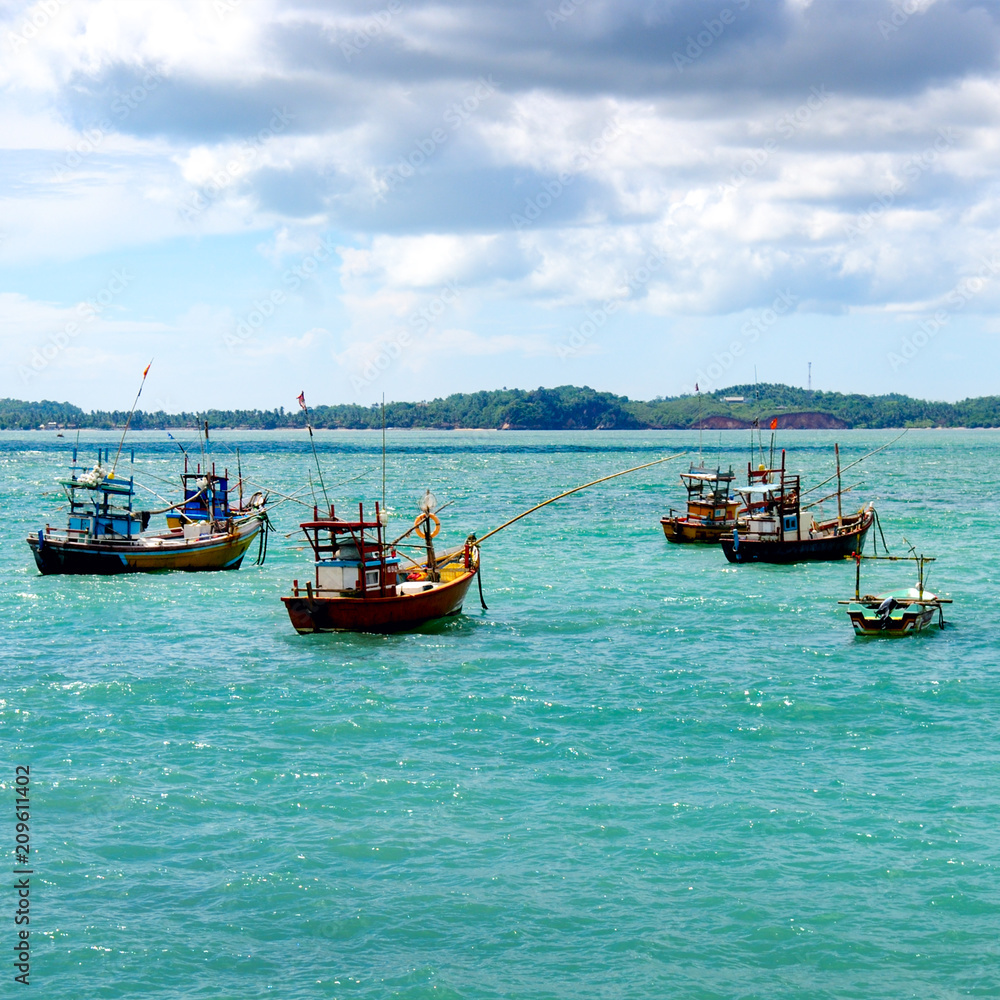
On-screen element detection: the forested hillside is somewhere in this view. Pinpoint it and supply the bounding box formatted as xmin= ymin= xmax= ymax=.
xmin=4 ymin=385 xmax=1000 ymax=430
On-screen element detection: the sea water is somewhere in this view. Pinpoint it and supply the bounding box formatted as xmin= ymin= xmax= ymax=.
xmin=1 ymin=429 xmax=997 ymax=1000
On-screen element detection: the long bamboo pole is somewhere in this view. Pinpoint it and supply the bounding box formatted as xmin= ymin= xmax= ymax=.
xmin=801 ymin=482 xmax=860 ymax=511
xmin=474 ymin=453 xmax=686 ymax=545
xmin=800 ymin=429 xmax=908 ymax=498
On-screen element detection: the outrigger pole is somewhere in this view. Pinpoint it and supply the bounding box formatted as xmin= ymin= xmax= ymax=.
xmin=110 ymin=360 xmax=152 ymax=476
xmin=475 ymin=453 xmax=687 ymax=545
xmin=801 ymin=429 xmax=909 ymax=498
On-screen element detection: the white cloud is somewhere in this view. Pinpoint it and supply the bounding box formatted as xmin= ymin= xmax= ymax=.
xmin=3 ymin=0 xmax=1000 ymax=404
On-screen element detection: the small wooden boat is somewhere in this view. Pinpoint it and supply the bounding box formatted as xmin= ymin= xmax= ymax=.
xmin=720 ymin=449 xmax=874 ymax=564
xmin=660 ymin=465 xmax=741 ymax=543
xmin=840 ymin=550 xmax=951 ymax=636
xmin=281 ymin=500 xmax=479 ymax=634
xmin=27 ymin=447 xmax=266 ymax=575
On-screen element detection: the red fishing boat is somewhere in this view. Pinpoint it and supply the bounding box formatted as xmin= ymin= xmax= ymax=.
xmin=280 ymin=449 xmax=687 ymax=633
xmin=281 ymin=500 xmax=479 ymax=633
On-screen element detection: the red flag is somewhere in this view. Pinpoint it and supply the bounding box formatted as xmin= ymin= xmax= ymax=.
xmin=297 ymin=392 xmax=307 ymax=411
xmin=695 ymin=383 xmax=700 ymax=393
xmin=770 ymin=418 xmax=778 ymax=430
xmin=142 ymin=362 xmax=151 ymax=377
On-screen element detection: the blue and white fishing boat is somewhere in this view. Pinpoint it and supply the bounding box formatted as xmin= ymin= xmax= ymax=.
xmin=27 ymin=446 xmax=267 ymax=575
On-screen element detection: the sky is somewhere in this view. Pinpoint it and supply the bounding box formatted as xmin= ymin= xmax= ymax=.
xmin=2 ymin=0 xmax=1000 ymax=411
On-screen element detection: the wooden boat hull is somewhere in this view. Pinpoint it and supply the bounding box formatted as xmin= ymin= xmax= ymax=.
xmin=661 ymin=517 xmax=735 ymax=544
xmin=847 ymin=603 xmax=938 ymax=636
xmin=26 ymin=520 xmax=262 ymax=575
xmin=282 ymin=569 xmax=477 ymax=634
xmin=721 ymin=511 xmax=873 ymax=564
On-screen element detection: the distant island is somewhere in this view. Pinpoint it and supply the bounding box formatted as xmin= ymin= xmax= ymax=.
xmin=4 ymin=384 xmax=1000 ymax=431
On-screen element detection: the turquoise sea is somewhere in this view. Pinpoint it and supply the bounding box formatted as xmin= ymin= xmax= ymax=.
xmin=3 ymin=429 xmax=998 ymax=1000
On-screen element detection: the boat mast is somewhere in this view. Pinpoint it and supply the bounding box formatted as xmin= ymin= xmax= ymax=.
xmin=420 ymin=492 xmax=438 ymax=582
xmin=779 ymin=449 xmax=786 ymax=542
xmin=110 ymin=360 xmax=152 ymax=476
xmin=375 ymin=501 xmax=387 ymax=597
xmin=835 ymin=443 xmax=843 ymax=529
xmin=298 ymin=392 xmax=330 ymax=508
xmin=696 ymin=386 xmax=703 ymax=466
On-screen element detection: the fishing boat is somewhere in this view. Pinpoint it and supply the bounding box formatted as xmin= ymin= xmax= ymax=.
xmin=281 ymin=499 xmax=479 ymax=633
xmin=660 ymin=465 xmax=741 ymax=543
xmin=164 ymin=453 xmax=268 ymax=528
xmin=720 ymin=449 xmax=874 ymax=564
xmin=27 ymin=447 xmax=267 ymax=575
xmin=840 ymin=549 xmax=951 ymax=636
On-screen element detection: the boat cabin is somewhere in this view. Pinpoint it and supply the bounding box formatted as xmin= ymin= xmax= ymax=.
xmin=734 ymin=454 xmax=815 ymax=543
xmin=58 ymin=447 xmax=144 ymax=540
xmin=295 ymin=502 xmax=401 ymax=597
xmin=677 ymin=465 xmax=739 ymax=526
xmin=165 ymin=455 xmax=234 ymax=529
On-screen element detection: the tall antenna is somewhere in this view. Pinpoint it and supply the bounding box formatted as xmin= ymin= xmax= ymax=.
xmin=696 ymin=384 xmax=703 ymax=466
xmin=808 ymin=361 xmax=812 ymax=392
xmin=381 ymin=393 xmax=386 ymax=512
xmin=297 ymin=391 xmax=330 ymax=508
xmin=111 ymin=360 xmax=152 ymax=476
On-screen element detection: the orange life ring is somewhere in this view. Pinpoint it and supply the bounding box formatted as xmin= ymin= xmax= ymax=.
xmin=414 ymin=512 xmax=440 ymax=538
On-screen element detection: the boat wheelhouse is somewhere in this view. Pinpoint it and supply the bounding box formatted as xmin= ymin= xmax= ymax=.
xmin=165 ymin=455 xmax=242 ymax=528
xmin=281 ymin=501 xmax=479 ymax=633
xmin=720 ymin=450 xmax=874 ymax=564
xmin=660 ymin=465 xmax=741 ymax=543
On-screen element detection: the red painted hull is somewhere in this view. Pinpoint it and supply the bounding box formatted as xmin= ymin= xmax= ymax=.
xmin=281 ymin=569 xmax=477 ymax=633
